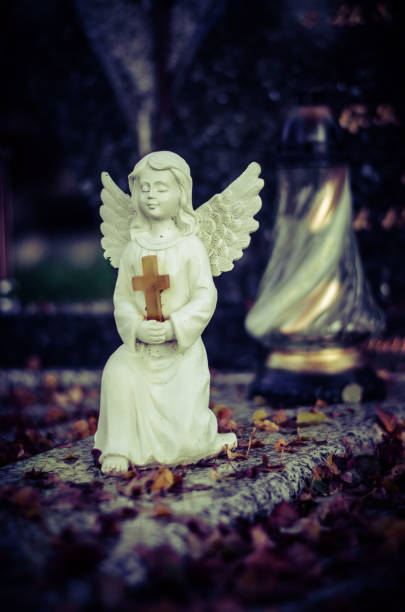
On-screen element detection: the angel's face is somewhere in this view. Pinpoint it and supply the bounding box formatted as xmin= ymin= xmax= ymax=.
xmin=136 ymin=167 xmax=180 ymax=222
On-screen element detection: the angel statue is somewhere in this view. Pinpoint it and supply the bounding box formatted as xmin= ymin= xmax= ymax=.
xmin=94 ymin=151 xmax=263 ymax=473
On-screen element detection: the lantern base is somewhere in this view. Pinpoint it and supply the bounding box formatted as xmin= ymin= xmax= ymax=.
xmin=249 ymin=355 xmax=386 ymax=406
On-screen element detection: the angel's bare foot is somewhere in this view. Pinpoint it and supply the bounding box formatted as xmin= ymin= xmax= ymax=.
xmin=219 ymin=432 xmax=237 ymax=451
xmin=101 ymin=454 xmax=129 ymax=474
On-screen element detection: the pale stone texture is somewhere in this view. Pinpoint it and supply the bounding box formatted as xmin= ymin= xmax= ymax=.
xmin=1 ymin=370 xmax=405 ymax=586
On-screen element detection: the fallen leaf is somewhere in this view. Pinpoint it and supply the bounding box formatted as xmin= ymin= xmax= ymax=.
xmin=272 ymin=409 xmax=288 ymax=425
xmin=253 ymin=409 xmax=279 ymax=431
xmin=151 ymin=466 xmax=174 ymax=492
xmin=297 ymin=411 xmax=328 ymax=425
xmin=377 ymin=407 xmax=398 ymax=433
xmin=213 ymin=404 xmax=237 ymax=432
xmin=326 ymin=454 xmax=340 ymax=475
xmin=274 ymin=438 xmax=289 ymax=452
xmin=257 ymin=419 xmax=279 ymax=432
xmin=152 ymin=504 xmax=173 ymax=518
xmin=225 ymin=445 xmax=248 ymax=461
xmin=64 ymin=453 xmax=78 ymax=463
xmin=253 ymin=409 xmax=268 ymax=422
xmin=71 ymin=419 xmax=90 ymax=439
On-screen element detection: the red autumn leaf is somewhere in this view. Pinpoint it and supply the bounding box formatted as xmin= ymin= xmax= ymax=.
xmin=377 ymin=407 xmax=398 ymax=433
xmin=71 ymin=419 xmax=90 ymax=439
xmin=213 ymin=404 xmax=237 ymax=432
xmin=45 ymin=405 xmax=69 ymax=424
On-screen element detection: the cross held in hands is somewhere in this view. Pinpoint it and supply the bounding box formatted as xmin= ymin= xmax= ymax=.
xmin=132 ymin=255 xmax=170 ymax=322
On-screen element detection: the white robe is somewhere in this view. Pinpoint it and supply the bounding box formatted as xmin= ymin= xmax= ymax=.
xmin=94 ymin=232 xmax=237 ymax=466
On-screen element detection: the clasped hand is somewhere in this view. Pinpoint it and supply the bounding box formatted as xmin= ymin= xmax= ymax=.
xmin=136 ymin=319 xmax=175 ymax=344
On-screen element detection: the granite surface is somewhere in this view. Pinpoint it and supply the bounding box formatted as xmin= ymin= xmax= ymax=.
xmin=1 ymin=370 xmax=405 ymax=586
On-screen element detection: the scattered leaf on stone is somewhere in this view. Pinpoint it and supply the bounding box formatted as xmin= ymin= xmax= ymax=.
xmin=274 ymin=437 xmax=307 ymax=453
xmin=297 ymin=410 xmax=328 ymax=424
xmin=71 ymin=419 xmax=91 ymax=439
xmin=225 ymin=444 xmax=249 ymax=461
xmin=272 ymin=409 xmax=288 ymax=425
xmin=274 ymin=438 xmax=289 ymax=452
xmin=253 ymin=409 xmax=279 ymax=431
xmin=63 ymin=453 xmax=78 ymax=463
xmin=213 ymin=404 xmax=237 ymax=432
xmin=152 ymin=504 xmax=173 ymax=518
xmin=150 ymin=466 xmax=175 ymax=492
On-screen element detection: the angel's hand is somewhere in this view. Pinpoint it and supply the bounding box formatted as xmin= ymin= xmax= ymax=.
xmin=136 ymin=320 xmax=167 ymax=344
xmin=163 ymin=319 xmax=175 ymax=342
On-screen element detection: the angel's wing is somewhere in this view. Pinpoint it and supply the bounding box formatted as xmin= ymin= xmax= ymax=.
xmin=196 ymin=162 xmax=264 ymax=276
xmin=99 ymin=172 xmax=132 ymax=268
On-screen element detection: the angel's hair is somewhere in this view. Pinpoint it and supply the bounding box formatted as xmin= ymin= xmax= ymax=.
xmin=128 ymin=151 xmax=196 ymax=235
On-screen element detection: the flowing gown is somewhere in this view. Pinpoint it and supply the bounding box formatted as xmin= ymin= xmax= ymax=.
xmin=94 ymin=232 xmax=237 ymax=466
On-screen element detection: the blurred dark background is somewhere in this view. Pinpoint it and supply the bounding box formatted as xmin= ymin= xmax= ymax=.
xmin=1 ymin=0 xmax=405 ymax=367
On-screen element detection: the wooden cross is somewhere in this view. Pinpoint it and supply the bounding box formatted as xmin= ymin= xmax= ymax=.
xmin=132 ymin=255 xmax=170 ymax=322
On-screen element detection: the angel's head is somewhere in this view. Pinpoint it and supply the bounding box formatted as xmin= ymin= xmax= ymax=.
xmin=128 ymin=151 xmax=196 ymax=234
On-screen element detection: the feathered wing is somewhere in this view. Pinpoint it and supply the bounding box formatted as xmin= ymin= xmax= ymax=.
xmin=196 ymin=162 xmax=264 ymax=276
xmin=99 ymin=172 xmax=132 ymax=268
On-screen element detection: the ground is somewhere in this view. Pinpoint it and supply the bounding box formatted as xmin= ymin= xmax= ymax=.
xmin=1 ymin=368 xmax=405 ymax=610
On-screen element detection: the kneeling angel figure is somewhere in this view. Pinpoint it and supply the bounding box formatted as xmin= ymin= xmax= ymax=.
xmin=94 ymin=151 xmax=263 ymax=473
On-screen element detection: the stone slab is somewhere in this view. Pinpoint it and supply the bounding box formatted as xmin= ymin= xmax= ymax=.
xmin=1 ymin=370 xmax=405 ymax=586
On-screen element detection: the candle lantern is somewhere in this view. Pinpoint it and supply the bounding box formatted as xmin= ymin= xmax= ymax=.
xmin=245 ymin=98 xmax=385 ymax=404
